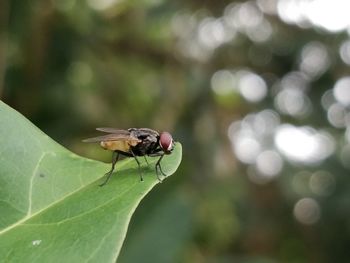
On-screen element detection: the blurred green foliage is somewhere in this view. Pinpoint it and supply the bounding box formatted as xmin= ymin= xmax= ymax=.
xmin=2 ymin=0 xmax=350 ymax=262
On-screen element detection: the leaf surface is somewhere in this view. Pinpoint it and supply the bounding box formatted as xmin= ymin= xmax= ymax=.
xmin=0 ymin=101 xmax=182 ymax=262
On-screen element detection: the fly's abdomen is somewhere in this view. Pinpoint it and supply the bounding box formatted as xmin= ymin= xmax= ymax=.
xmin=101 ymin=141 xmax=131 ymax=152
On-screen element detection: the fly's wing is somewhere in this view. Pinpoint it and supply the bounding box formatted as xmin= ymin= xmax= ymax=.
xmin=96 ymin=128 xmax=130 ymax=134
xmin=82 ymin=132 xmax=140 ymax=144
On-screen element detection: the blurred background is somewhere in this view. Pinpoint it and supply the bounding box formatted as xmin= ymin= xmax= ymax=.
xmin=2 ymin=0 xmax=350 ymax=262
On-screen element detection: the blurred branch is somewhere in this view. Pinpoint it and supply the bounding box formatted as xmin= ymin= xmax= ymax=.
xmin=0 ymin=0 xmax=9 ymax=98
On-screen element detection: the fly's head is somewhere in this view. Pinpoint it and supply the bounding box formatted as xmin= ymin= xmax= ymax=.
xmin=159 ymin=132 xmax=175 ymax=154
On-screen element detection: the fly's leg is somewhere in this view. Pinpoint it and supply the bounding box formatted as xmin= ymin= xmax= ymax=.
xmin=155 ymin=154 xmax=166 ymax=182
xmin=100 ymin=151 xmax=119 ymax=187
xmin=131 ymin=151 xmax=143 ymax=181
xmin=144 ymin=156 xmax=149 ymax=166
xmin=147 ymin=152 xmax=166 ymax=182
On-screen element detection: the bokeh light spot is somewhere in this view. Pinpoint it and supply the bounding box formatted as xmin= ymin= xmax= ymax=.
xmin=321 ymin=89 xmax=336 ymax=110
xmin=339 ymin=40 xmax=350 ymax=65
xmin=327 ymin=103 xmax=347 ymax=128
xmin=256 ymin=150 xmax=283 ymax=177
xmin=275 ymin=88 xmax=311 ymax=117
xmin=299 ymin=42 xmax=330 ymax=79
xmin=233 ymin=136 xmax=261 ymax=164
xmin=294 ymin=198 xmax=321 ymax=225
xmin=198 ymin=18 xmax=234 ymax=50
xmin=309 ymin=171 xmax=335 ymax=196
xmin=333 ymin=77 xmax=350 ymax=106
xmin=211 ymin=70 xmax=236 ymax=95
xmin=238 ymin=71 xmax=267 ymax=103
xmin=275 ymin=125 xmax=335 ymax=164
xmin=278 ymin=0 xmax=350 ymax=32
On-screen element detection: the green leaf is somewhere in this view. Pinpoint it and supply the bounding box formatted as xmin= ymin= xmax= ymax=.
xmin=0 ymin=101 xmax=182 ymax=262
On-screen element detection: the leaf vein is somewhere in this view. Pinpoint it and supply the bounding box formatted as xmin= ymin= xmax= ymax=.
xmin=27 ymin=151 xmax=50 ymax=216
xmin=23 ymin=180 xmax=137 ymax=227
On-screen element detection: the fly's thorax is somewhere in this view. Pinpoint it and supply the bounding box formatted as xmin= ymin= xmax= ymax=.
xmin=130 ymin=128 xmax=159 ymax=142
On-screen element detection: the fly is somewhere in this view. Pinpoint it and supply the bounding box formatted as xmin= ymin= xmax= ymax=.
xmin=83 ymin=128 xmax=175 ymax=186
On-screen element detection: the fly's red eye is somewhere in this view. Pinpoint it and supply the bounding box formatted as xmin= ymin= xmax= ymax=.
xmin=159 ymin=132 xmax=173 ymax=152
